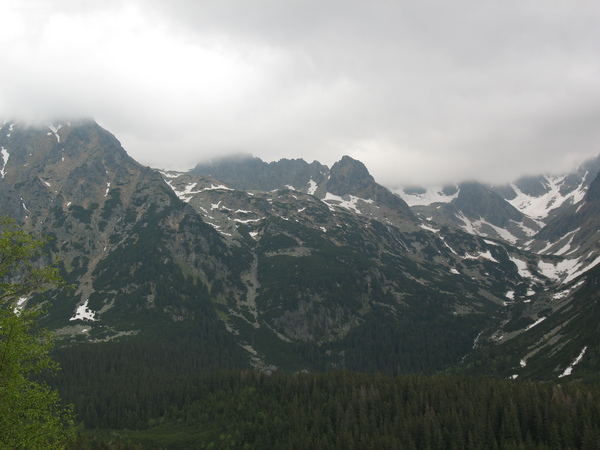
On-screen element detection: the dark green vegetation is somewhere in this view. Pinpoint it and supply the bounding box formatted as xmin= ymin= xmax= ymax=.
xmin=58 ymin=370 xmax=600 ymax=449
xmin=0 ymin=217 xmax=74 ymax=448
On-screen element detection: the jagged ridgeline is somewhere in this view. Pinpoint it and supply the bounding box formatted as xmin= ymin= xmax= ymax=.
xmin=1 ymin=119 xmax=600 ymax=383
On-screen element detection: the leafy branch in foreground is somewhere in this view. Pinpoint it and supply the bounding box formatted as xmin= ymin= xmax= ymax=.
xmin=0 ymin=217 xmax=74 ymax=448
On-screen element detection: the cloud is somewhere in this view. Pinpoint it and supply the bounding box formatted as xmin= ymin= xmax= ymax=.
xmin=2 ymin=0 xmax=600 ymax=185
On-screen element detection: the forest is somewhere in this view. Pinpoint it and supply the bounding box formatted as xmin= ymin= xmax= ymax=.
xmin=48 ymin=349 xmax=600 ymax=449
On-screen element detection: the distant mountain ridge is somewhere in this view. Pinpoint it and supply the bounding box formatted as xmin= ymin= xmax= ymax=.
xmin=493 ymin=154 xmax=600 ymax=222
xmin=192 ymin=153 xmax=417 ymax=228
xmin=1 ymin=119 xmax=600 ymax=381
xmin=187 ymin=148 xmax=600 ymax=380
xmin=191 ymin=154 xmax=329 ymax=193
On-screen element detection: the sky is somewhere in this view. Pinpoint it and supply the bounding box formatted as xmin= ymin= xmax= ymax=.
xmin=2 ymin=0 xmax=600 ymax=187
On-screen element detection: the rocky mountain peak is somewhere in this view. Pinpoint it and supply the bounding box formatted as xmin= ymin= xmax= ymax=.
xmin=326 ymin=156 xmax=374 ymax=196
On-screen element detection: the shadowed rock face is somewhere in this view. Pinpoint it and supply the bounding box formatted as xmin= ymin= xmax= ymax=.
xmin=453 ymin=182 xmax=523 ymax=227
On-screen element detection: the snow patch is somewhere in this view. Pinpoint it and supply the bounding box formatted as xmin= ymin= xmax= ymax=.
xmin=48 ymin=124 xmax=62 ymax=143
xmin=323 ymin=193 xmax=372 ymax=214
xmin=463 ymin=250 xmax=498 ymax=262
xmin=307 ymin=179 xmax=318 ymax=195
xmin=510 ymin=256 xmax=533 ymax=279
xmin=559 ymin=346 xmax=587 ymax=378
xmin=525 ymin=316 xmax=546 ymax=331
xmin=160 ymin=171 xmax=182 ymax=179
xmin=14 ymin=297 xmax=28 ymax=315
xmin=551 ymin=280 xmax=584 ymax=300
xmin=538 ymin=259 xmax=580 ymax=281
xmin=457 ymin=214 xmax=518 ymax=244
xmin=419 ymin=223 xmax=439 ymax=233
xmin=204 ymin=183 xmax=233 ymax=191
xmin=537 ymin=253 xmax=600 ymax=284
xmin=554 ymin=233 xmax=578 ymax=256
xmin=70 ymin=299 xmax=97 ymax=322
xmin=234 ymin=218 xmax=263 ymax=224
xmin=479 ymin=250 xmax=499 ymax=262
xmin=563 ymin=254 xmax=600 ymax=284
xmin=0 ymin=147 xmax=9 ymax=178
xmin=507 ymin=176 xmax=587 ymax=221
xmin=439 ymin=237 xmax=458 ymax=255
xmin=516 ymin=221 xmax=539 ymax=237
xmin=165 ymin=181 xmax=203 ymax=202
xmin=160 ymin=172 xmax=234 ymax=202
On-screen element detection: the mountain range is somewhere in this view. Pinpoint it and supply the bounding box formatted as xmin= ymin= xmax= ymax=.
xmin=1 ymin=119 xmax=599 ymax=381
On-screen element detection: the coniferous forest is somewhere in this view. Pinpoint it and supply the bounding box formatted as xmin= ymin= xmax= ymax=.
xmin=44 ymin=340 xmax=600 ymax=449
xmin=61 ymin=370 xmax=600 ymax=449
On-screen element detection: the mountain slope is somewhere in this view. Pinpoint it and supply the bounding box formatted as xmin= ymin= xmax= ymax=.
xmin=396 ymin=154 xmax=600 ymax=249
xmin=462 ymin=171 xmax=600 ymax=381
xmin=0 ymin=120 xmax=248 ymax=368
xmin=492 ymin=154 xmax=600 ymax=222
xmin=398 ymin=182 xmax=541 ymax=244
xmin=1 ymin=119 xmax=599 ymax=381
xmin=164 ymin=158 xmax=568 ymax=373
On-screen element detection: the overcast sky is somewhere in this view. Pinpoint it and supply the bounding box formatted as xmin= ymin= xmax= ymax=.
xmin=2 ymin=1 xmax=600 ymax=186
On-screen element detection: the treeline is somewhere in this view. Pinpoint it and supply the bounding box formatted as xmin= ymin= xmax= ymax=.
xmin=62 ymin=369 xmax=600 ymax=449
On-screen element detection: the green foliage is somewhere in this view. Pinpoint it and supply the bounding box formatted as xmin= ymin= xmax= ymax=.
xmin=0 ymin=217 xmax=62 ymax=302
xmin=0 ymin=217 xmax=74 ymax=448
xmin=0 ymin=309 xmax=74 ymax=448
